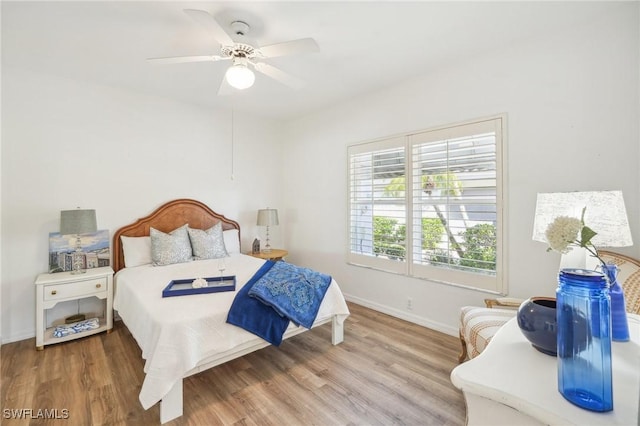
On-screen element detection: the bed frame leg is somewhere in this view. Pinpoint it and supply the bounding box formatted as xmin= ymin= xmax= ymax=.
xmin=331 ymin=315 xmax=344 ymax=345
xmin=160 ymin=380 xmax=183 ymax=424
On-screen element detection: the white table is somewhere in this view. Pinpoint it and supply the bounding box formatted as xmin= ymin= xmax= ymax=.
xmin=451 ymin=314 xmax=640 ymax=425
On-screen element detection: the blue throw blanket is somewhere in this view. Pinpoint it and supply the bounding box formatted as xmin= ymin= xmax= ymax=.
xmin=226 ymin=261 xmax=289 ymax=346
xmin=226 ymin=261 xmax=332 ymax=346
xmin=248 ymin=261 xmax=332 ymax=329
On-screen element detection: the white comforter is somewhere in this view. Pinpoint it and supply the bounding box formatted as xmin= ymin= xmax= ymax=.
xmin=113 ymin=253 xmax=350 ymax=409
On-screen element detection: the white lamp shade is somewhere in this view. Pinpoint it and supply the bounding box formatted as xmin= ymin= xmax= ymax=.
xmin=60 ymin=209 xmax=97 ymax=235
xmin=532 ymin=190 xmax=633 ymax=248
xmin=257 ymin=209 xmax=279 ymax=227
xmin=225 ymin=64 xmax=255 ymax=90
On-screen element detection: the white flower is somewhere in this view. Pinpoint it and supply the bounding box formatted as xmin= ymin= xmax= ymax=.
xmin=192 ymin=278 xmax=208 ymax=288
xmin=541 ymin=207 xmax=605 ymax=267
xmin=545 ymin=216 xmax=583 ymax=254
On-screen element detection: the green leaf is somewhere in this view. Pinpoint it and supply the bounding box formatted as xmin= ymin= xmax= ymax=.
xmin=580 ymin=226 xmax=597 ymax=247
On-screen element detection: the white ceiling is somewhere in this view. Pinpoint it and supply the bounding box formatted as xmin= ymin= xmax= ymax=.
xmin=2 ymin=1 xmax=616 ymax=121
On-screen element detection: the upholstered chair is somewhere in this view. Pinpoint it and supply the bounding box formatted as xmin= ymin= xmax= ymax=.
xmin=458 ymin=250 xmax=640 ymax=363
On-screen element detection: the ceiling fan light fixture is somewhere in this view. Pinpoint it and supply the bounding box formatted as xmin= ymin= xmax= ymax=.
xmin=225 ymin=63 xmax=255 ymax=90
xmin=151 ymin=10 xmax=319 ymax=93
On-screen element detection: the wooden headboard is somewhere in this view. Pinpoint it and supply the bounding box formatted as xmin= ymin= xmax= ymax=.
xmin=112 ymin=199 xmax=241 ymax=273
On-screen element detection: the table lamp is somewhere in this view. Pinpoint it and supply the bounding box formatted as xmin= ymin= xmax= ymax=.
xmin=60 ymin=208 xmax=97 ymax=274
xmin=532 ymin=191 xmax=632 ymax=268
xmin=532 ymin=190 xmax=633 ymax=340
xmin=257 ymin=208 xmax=278 ymax=253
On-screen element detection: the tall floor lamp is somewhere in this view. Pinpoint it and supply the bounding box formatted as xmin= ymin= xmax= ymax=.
xmin=60 ymin=208 xmax=97 ymax=274
xmin=257 ymin=208 xmax=279 ymax=253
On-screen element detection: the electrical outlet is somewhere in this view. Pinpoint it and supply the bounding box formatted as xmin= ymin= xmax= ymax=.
xmin=407 ymin=298 xmax=413 ymax=310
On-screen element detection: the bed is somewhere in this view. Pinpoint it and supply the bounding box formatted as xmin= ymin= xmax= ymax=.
xmin=112 ymin=199 xmax=350 ymax=423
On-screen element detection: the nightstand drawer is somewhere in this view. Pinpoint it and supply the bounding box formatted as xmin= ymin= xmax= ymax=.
xmin=44 ymin=277 xmax=107 ymax=301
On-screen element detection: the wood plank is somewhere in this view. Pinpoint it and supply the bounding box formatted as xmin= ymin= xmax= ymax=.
xmin=1 ymin=303 xmax=466 ymax=425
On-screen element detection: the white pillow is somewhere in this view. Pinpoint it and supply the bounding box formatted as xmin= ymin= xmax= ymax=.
xmin=223 ymin=229 xmax=240 ymax=254
xmin=187 ymin=222 xmax=228 ymax=260
xmin=120 ymin=236 xmax=152 ymax=268
xmin=150 ymin=224 xmax=193 ymax=266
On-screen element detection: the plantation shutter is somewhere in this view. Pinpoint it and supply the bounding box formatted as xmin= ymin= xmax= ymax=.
xmin=409 ymin=118 xmax=504 ymax=291
xmin=348 ymin=137 xmax=406 ymax=274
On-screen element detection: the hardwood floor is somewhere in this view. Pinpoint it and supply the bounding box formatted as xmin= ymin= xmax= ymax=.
xmin=1 ymin=303 xmax=466 ymax=425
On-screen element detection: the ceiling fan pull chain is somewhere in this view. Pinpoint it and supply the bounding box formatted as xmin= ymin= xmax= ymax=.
xmin=230 ymin=109 xmax=235 ymax=181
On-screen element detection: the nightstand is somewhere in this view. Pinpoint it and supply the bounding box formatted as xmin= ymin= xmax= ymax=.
xmin=248 ymin=249 xmax=288 ymax=261
xmin=35 ymin=266 xmax=114 ymax=350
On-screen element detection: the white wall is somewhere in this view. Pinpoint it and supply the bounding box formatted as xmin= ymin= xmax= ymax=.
xmin=1 ymin=69 xmax=284 ymax=343
xmin=2 ymin=3 xmax=638 ymax=344
xmin=282 ymin=4 xmax=640 ymax=336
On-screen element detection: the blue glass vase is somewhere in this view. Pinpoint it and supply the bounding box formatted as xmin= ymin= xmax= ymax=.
xmin=557 ymin=268 xmax=613 ymax=412
xmin=602 ymin=263 xmax=629 ymax=341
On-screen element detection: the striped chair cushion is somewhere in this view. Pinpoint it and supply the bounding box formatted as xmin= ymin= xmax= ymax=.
xmin=460 ymin=306 xmax=516 ymax=359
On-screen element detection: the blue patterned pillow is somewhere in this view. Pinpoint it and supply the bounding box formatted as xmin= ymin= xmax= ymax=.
xmin=188 ymin=222 xmax=228 ymax=260
xmin=150 ymin=224 xmax=192 ymax=266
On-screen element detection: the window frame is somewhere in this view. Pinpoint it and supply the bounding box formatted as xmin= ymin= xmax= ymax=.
xmin=346 ymin=115 xmax=507 ymax=294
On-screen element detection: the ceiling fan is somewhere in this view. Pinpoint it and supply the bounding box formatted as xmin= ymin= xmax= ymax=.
xmin=148 ymin=9 xmax=319 ymax=93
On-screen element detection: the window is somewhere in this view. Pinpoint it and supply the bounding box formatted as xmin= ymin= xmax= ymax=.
xmin=347 ymin=116 xmax=506 ymax=293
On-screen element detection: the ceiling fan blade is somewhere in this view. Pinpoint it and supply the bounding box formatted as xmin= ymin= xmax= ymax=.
xmin=183 ymin=9 xmax=234 ymax=46
xmin=147 ymin=55 xmax=227 ymax=64
xmin=258 ymin=38 xmax=319 ymax=58
xmin=253 ymin=62 xmax=306 ymax=89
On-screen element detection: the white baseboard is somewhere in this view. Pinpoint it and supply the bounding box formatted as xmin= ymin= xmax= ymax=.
xmin=344 ymin=293 xmax=458 ymax=337
xmin=2 ymin=330 xmax=35 ymax=345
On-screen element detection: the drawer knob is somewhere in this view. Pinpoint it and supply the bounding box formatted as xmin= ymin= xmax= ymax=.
xmin=96 ymin=283 xmax=102 ymax=289
xmin=51 ymin=290 xmax=57 ymax=295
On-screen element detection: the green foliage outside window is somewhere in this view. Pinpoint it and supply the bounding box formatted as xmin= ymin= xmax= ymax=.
xmin=373 ymin=217 xmax=406 ymax=260
xmin=459 ymin=223 xmax=497 ymax=270
xmin=422 ymin=218 xmax=444 ymax=250
xmin=373 ymin=217 xmax=447 ymax=261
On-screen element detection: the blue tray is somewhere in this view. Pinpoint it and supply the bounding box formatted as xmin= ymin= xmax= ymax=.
xmin=162 ymin=276 xmax=236 ymax=297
